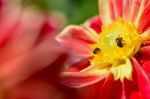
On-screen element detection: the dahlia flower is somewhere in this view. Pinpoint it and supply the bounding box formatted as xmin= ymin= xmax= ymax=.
xmin=56 ymin=0 xmax=150 ymax=99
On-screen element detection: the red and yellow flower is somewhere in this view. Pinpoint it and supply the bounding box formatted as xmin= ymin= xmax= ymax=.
xmin=56 ymin=0 xmax=150 ymax=99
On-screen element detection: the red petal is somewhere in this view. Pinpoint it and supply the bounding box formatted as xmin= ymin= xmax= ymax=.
xmin=77 ymin=79 xmax=105 ymax=99
xmin=138 ymin=4 xmax=150 ymax=33
xmin=142 ymin=40 xmax=150 ymax=47
xmin=6 ymin=60 xmax=80 ymax=99
xmin=140 ymin=46 xmax=150 ymax=58
xmin=97 ymin=75 xmax=122 ymax=99
xmin=142 ymin=61 xmax=150 ymax=77
xmin=123 ymin=76 xmax=140 ymax=99
xmin=130 ymin=92 xmax=143 ymax=99
xmin=59 ymin=60 xmax=107 ymax=88
xmin=60 ymin=75 xmax=105 ymax=88
xmin=66 ymin=58 xmax=91 ymax=72
xmin=85 ymin=16 xmax=102 ymax=33
xmin=135 ymin=46 xmax=150 ymax=76
xmin=131 ymin=58 xmax=150 ymax=99
xmin=78 ymin=74 xmax=122 ymax=99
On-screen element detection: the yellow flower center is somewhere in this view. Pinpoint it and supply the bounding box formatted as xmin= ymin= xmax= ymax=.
xmin=90 ymin=18 xmax=141 ymax=81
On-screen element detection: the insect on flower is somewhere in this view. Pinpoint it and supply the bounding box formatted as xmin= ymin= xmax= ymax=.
xmin=56 ymin=0 xmax=150 ymax=99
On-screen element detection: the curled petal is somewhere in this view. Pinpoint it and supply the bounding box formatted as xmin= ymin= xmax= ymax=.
xmin=84 ymin=16 xmax=102 ymax=33
xmin=140 ymin=46 xmax=150 ymax=58
xmin=131 ymin=58 xmax=150 ymax=99
xmin=60 ymin=62 xmax=108 ymax=88
xmin=60 ymin=75 xmax=106 ymax=88
xmin=140 ymin=29 xmax=150 ymax=42
xmin=56 ymin=25 xmax=99 ymax=56
xmin=65 ymin=58 xmax=91 ymax=72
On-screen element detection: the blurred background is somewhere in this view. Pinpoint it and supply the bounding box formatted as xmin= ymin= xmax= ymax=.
xmin=23 ymin=0 xmax=98 ymax=24
xmin=0 ymin=0 xmax=99 ymax=99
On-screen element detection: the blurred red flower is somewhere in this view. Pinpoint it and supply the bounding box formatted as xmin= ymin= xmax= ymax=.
xmin=0 ymin=1 xmax=77 ymax=99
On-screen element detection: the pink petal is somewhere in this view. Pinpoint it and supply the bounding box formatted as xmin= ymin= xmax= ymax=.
xmin=122 ymin=0 xmax=150 ymax=25
xmin=122 ymin=0 xmax=140 ymax=22
xmin=84 ymin=16 xmax=102 ymax=33
xmin=138 ymin=4 xmax=150 ymax=33
xmin=110 ymin=0 xmax=123 ymax=19
xmin=98 ymin=0 xmax=125 ymax=24
xmin=0 ymin=8 xmax=45 ymax=62
xmin=0 ymin=4 xmax=22 ymax=47
xmin=0 ymin=2 xmax=66 ymax=87
xmin=98 ymin=0 xmax=114 ymax=24
xmin=0 ymin=35 xmax=64 ymax=87
xmin=131 ymin=58 xmax=150 ymax=99
xmin=98 ymin=0 xmax=150 ymax=25
xmin=56 ymin=25 xmax=98 ymax=57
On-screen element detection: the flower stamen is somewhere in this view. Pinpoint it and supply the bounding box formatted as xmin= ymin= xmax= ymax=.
xmin=90 ymin=18 xmax=141 ymax=81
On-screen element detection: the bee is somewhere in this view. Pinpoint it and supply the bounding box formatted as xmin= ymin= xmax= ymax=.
xmin=116 ymin=36 xmax=123 ymax=47
xmin=93 ymin=48 xmax=101 ymax=54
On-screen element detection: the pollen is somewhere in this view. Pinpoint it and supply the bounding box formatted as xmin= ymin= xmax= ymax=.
xmin=90 ymin=18 xmax=141 ymax=81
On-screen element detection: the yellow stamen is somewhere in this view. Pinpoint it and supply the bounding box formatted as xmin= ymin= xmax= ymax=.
xmin=90 ymin=18 xmax=141 ymax=80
